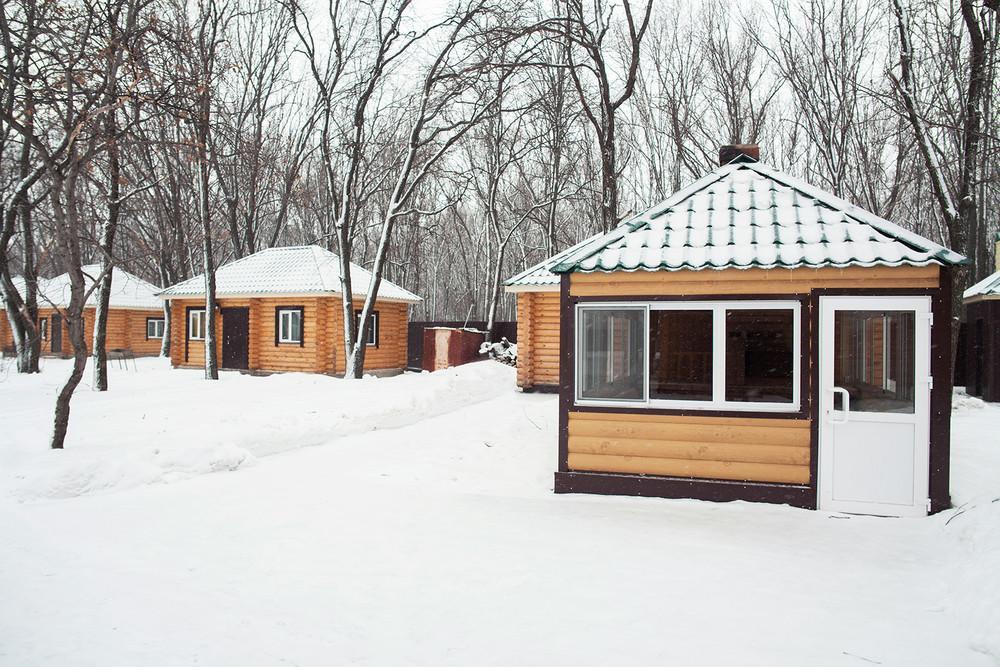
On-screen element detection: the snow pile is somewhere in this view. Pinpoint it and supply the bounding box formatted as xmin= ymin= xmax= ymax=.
xmin=952 ymin=387 xmax=986 ymax=411
xmin=0 ymin=358 xmax=514 ymax=500
xmin=480 ymin=337 xmax=517 ymax=365
xmin=945 ymin=498 xmax=1000 ymax=661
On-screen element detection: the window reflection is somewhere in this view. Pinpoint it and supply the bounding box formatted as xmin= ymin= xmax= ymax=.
xmin=834 ymin=311 xmax=915 ymax=413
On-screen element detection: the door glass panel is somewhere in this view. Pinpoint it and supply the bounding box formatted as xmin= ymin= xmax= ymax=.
xmin=649 ymin=310 xmax=713 ymax=400
xmin=579 ymin=308 xmax=645 ymax=401
xmin=834 ymin=311 xmax=915 ymax=414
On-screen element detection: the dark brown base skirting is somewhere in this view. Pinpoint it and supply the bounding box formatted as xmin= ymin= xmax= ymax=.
xmin=520 ymin=384 xmax=559 ymax=394
xmin=554 ymin=471 xmax=817 ymax=509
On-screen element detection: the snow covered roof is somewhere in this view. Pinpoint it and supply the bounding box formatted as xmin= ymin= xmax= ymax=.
xmin=963 ymin=271 xmax=1000 ymax=302
xmin=159 ymin=245 xmax=422 ymax=304
xmin=549 ymin=161 xmax=965 ymax=275
xmin=37 ymin=265 xmax=163 ymax=310
xmin=504 ymin=235 xmax=602 ymax=292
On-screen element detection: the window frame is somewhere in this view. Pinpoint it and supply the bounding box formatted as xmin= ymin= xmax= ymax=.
xmin=276 ymin=307 xmax=303 ymax=344
xmin=39 ymin=317 xmax=49 ymax=341
xmin=188 ymin=309 xmax=206 ymax=341
xmin=355 ymin=310 xmax=379 ymax=347
xmin=574 ymin=300 xmax=801 ymax=413
xmin=146 ymin=317 xmax=165 ymax=340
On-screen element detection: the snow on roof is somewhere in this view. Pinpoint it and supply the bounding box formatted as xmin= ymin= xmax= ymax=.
xmin=504 ymin=235 xmax=602 ymax=291
xmin=159 ymin=245 xmax=422 ymax=303
xmin=548 ymin=161 xmax=965 ymax=275
xmin=38 ymin=265 xmax=163 ymax=310
xmin=963 ymin=271 xmax=1000 ymax=301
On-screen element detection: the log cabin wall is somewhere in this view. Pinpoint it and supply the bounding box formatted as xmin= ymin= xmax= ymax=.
xmin=10 ymin=307 xmax=164 ymax=357
xmin=515 ymin=291 xmax=560 ymax=391
xmin=169 ymin=296 xmax=409 ymax=374
xmin=562 ymin=264 xmax=942 ymax=492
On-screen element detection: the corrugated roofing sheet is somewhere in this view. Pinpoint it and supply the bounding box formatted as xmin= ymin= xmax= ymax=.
xmin=504 ymin=235 xmax=602 ymax=289
xmin=550 ymin=161 xmax=964 ymax=275
xmin=964 ymin=271 xmax=1000 ymax=300
xmin=159 ymin=245 xmax=422 ymax=303
xmin=13 ymin=265 xmax=162 ymax=310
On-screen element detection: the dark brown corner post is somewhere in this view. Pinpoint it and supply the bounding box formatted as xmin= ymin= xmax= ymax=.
xmin=806 ymin=291 xmax=820 ymax=508
xmin=929 ymin=266 xmax=953 ymax=513
xmin=556 ymin=273 xmax=573 ymax=478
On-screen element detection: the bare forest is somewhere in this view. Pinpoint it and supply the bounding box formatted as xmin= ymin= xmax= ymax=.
xmin=1 ymin=0 xmax=998 ymax=444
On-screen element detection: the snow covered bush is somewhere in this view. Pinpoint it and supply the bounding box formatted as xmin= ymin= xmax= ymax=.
xmin=480 ymin=337 xmax=517 ymax=366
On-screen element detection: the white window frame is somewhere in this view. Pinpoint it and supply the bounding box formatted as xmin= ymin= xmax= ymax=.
xmin=40 ymin=317 xmax=49 ymax=341
xmin=356 ymin=310 xmax=378 ymax=347
xmin=575 ymin=300 xmax=801 ymax=413
xmin=277 ymin=308 xmax=302 ymax=344
xmin=147 ymin=318 xmax=165 ymax=340
xmin=188 ymin=309 xmax=206 ymax=341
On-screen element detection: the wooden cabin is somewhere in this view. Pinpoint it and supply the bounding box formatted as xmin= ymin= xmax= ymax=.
xmin=962 ymin=234 xmax=1000 ymax=402
xmin=158 ymin=245 xmax=420 ymax=375
xmin=0 ymin=266 xmax=164 ymax=357
xmin=518 ymin=145 xmax=964 ymax=518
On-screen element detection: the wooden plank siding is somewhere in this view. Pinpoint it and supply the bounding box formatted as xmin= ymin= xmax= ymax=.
xmin=561 ymin=263 xmax=943 ymax=488
xmin=569 ymin=264 xmax=940 ymax=297
xmin=169 ymin=296 xmax=409 ymax=375
xmin=567 ymin=412 xmax=811 ymax=485
xmin=515 ymin=291 xmax=560 ymax=389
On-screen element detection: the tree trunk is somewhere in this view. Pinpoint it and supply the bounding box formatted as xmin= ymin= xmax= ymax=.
xmin=50 ymin=305 xmax=89 ymax=449
xmin=197 ymin=149 xmax=219 ymax=380
xmin=160 ymin=302 xmax=171 ymax=357
xmin=92 ymin=111 xmax=121 ymax=391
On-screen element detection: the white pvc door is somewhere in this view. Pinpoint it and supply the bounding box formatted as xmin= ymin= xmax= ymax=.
xmin=818 ymin=296 xmax=931 ymax=517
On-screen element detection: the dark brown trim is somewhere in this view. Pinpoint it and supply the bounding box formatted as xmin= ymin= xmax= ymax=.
xmin=807 ymin=291 xmax=820 ymax=497
xmin=554 ymin=471 xmax=816 ymax=509
xmin=521 ymin=384 xmax=559 ymax=394
xmin=929 ymin=268 xmax=952 ymax=513
xmin=570 ymin=405 xmax=807 ymax=420
xmin=145 ymin=316 xmax=165 ymax=340
xmin=275 ymin=306 xmax=305 ymax=346
xmin=558 ymin=274 xmax=572 ymax=473
xmin=573 ymin=292 xmax=808 ymax=303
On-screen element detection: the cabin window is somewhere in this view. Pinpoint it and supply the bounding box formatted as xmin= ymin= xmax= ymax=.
xmin=355 ymin=310 xmax=379 ymax=346
xmin=277 ymin=308 xmax=303 ymax=343
xmin=188 ymin=309 xmax=206 ymax=341
xmin=39 ymin=317 xmax=49 ymax=341
xmin=146 ymin=318 xmax=165 ymax=340
xmin=576 ymin=301 xmax=800 ymax=412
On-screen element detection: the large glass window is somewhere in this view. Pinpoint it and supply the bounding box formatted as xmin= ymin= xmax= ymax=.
xmin=277 ymin=308 xmax=302 ymax=343
xmin=649 ymin=310 xmax=713 ymax=400
xmin=576 ymin=301 xmax=800 ymax=411
xmin=578 ymin=308 xmax=645 ymax=401
xmin=725 ymin=310 xmax=795 ymax=403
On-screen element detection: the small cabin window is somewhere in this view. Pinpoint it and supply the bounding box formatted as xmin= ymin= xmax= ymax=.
xmin=576 ymin=301 xmax=800 ymax=412
xmin=39 ymin=317 xmax=49 ymax=341
xmin=277 ymin=308 xmax=302 ymax=343
xmin=355 ymin=310 xmax=379 ymax=346
xmin=146 ymin=318 xmax=165 ymax=340
xmin=188 ymin=309 xmax=206 ymax=341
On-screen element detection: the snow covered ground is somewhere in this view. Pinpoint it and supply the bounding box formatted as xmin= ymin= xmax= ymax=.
xmin=0 ymin=357 xmax=997 ymax=665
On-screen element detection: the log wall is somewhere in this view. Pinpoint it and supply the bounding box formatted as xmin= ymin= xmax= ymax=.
xmin=169 ymin=296 xmax=408 ymax=374
xmin=5 ymin=307 xmax=164 ymax=357
xmin=567 ymin=411 xmax=811 ymax=484
xmin=516 ymin=291 xmax=560 ymax=389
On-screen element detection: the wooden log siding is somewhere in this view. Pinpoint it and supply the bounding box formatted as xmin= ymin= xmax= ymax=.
xmin=567 ymin=411 xmax=811 ymax=485
xmin=569 ymin=265 xmax=940 ymax=297
xmin=169 ymin=296 xmax=408 ymax=374
xmin=1 ymin=306 xmax=163 ymax=357
xmin=516 ymin=292 xmax=560 ymax=390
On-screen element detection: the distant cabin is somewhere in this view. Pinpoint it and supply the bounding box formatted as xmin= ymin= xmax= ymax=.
xmin=0 ymin=265 xmax=164 ymax=357
xmin=158 ymin=245 xmax=421 ymax=375
xmin=962 ymin=234 xmax=1000 ymax=402
xmin=506 ymin=145 xmax=965 ymax=518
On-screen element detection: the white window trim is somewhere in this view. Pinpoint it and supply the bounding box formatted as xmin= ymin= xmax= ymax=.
xmin=575 ymin=300 xmax=801 ymax=413
xmin=277 ymin=308 xmax=302 ymax=343
xmin=188 ymin=309 xmax=205 ymax=341
xmin=356 ymin=311 xmax=378 ymax=347
xmin=147 ymin=318 xmax=165 ymax=340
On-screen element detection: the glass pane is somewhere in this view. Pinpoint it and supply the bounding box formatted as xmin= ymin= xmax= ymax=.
xmin=649 ymin=310 xmax=713 ymax=401
xmin=292 ymin=313 xmax=301 ymax=341
xmin=726 ymin=310 xmax=794 ymax=403
xmin=579 ymin=309 xmax=645 ymax=401
xmin=834 ymin=311 xmax=915 ymax=414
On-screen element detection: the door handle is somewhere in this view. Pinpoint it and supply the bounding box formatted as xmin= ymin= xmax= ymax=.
xmin=830 ymin=387 xmax=850 ymax=424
